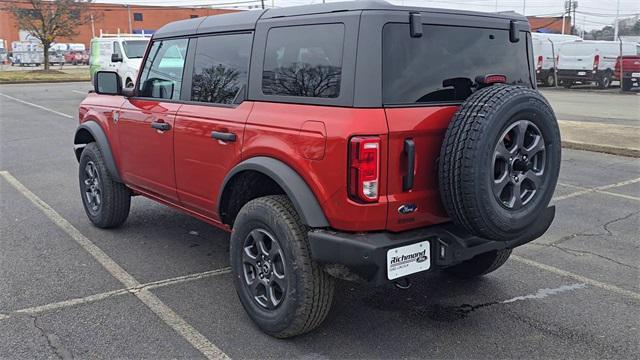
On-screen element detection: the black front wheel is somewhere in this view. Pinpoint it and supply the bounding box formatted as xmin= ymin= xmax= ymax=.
xmin=79 ymin=143 xmax=131 ymax=228
xmin=230 ymin=195 xmax=334 ymax=338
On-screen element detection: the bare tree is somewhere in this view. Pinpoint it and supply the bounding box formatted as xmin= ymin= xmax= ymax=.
xmin=8 ymin=0 xmax=93 ymax=70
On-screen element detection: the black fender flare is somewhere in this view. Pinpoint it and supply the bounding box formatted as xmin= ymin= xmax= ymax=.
xmin=218 ymin=157 xmax=329 ymax=228
xmin=74 ymin=121 xmax=122 ymax=183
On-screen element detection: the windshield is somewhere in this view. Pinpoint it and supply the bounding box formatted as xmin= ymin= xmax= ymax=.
xmin=122 ymin=40 xmax=148 ymax=59
xmin=383 ymin=24 xmax=532 ymax=105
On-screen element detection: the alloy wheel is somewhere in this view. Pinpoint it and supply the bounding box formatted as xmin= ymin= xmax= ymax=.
xmin=242 ymin=228 xmax=287 ymax=310
xmin=83 ymin=161 xmax=102 ymax=215
xmin=492 ymin=120 xmax=546 ymax=210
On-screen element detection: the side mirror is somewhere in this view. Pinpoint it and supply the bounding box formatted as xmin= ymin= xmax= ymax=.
xmin=94 ymin=71 xmax=122 ymax=95
xmin=111 ymin=53 xmax=123 ymax=62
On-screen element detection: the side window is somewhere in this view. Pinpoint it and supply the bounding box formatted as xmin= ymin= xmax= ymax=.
xmin=190 ymin=33 xmax=252 ymax=104
xmin=113 ymin=42 xmax=122 ymax=57
xmin=262 ymin=24 xmax=344 ymax=98
xmin=137 ymin=38 xmax=188 ymax=100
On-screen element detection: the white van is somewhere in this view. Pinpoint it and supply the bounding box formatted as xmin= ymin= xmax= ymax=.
xmin=90 ymin=33 xmax=150 ymax=87
xmin=532 ymin=33 xmax=580 ymax=86
xmin=557 ymin=40 xmax=640 ymax=88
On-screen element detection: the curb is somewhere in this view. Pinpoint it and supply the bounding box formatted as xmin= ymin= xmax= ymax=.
xmin=562 ymin=141 xmax=640 ymax=158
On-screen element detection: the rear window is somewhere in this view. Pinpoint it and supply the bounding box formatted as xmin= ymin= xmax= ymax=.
xmin=262 ymin=23 xmax=344 ymax=98
xmin=383 ymin=24 xmax=532 ymax=105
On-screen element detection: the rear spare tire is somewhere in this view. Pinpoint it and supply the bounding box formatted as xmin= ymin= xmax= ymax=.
xmin=438 ymin=85 xmax=561 ymax=241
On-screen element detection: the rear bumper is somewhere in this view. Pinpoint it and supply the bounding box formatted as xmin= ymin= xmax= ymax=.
xmin=309 ymin=206 xmax=555 ymax=286
xmin=557 ymin=69 xmax=599 ymax=82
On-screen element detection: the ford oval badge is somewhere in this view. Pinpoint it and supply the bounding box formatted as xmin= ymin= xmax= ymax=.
xmin=398 ymin=203 xmax=417 ymax=215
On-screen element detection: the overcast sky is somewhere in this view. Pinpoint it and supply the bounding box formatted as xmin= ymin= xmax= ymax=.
xmin=96 ymin=0 xmax=639 ymax=31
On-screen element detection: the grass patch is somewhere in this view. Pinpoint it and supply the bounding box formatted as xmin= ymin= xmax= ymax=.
xmin=0 ymin=68 xmax=90 ymax=83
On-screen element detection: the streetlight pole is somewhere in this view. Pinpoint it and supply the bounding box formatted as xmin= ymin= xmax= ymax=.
xmin=613 ymin=0 xmax=620 ymax=40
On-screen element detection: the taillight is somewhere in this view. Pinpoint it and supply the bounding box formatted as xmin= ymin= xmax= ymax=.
xmin=349 ymin=136 xmax=380 ymax=203
xmin=593 ymin=55 xmax=600 ymax=70
xmin=536 ymin=55 xmax=543 ymax=70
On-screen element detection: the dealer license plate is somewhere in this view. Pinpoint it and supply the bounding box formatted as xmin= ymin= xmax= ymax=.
xmin=577 ymin=71 xmax=586 ymax=76
xmin=632 ymin=72 xmax=640 ymax=77
xmin=387 ymin=241 xmax=430 ymax=280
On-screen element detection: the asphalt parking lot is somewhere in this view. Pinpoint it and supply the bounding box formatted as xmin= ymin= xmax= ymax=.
xmin=0 ymin=82 xmax=638 ymax=359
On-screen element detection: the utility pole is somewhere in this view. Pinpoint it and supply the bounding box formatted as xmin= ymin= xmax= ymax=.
xmin=91 ymin=14 xmax=95 ymax=38
xmin=261 ymin=0 xmax=265 ymax=9
xmin=572 ymin=1 xmax=577 ymax=35
xmin=613 ymin=0 xmax=621 ymax=40
xmin=127 ymin=5 xmax=132 ymax=34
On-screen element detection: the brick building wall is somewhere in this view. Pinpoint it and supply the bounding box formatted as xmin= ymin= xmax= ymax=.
xmin=528 ymin=16 xmax=573 ymax=34
xmin=0 ymin=1 xmax=238 ymax=47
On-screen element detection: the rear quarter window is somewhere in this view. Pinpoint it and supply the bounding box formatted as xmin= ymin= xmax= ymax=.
xmin=262 ymin=23 xmax=344 ymax=98
xmin=383 ymin=24 xmax=532 ymax=105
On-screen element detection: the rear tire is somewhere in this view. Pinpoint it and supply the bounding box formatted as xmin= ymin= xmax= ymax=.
xmin=79 ymin=143 xmax=131 ymax=228
xmin=621 ymin=80 xmax=633 ymax=92
xmin=545 ymin=72 xmax=556 ymax=87
xmin=230 ymin=195 xmax=334 ymax=338
xmin=438 ymin=85 xmax=561 ymax=241
xmin=597 ymin=73 xmax=611 ymax=89
xmin=444 ymin=249 xmax=512 ymax=278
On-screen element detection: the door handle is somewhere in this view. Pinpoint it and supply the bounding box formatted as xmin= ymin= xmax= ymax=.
xmin=151 ymin=121 xmax=171 ymax=131
xmin=403 ymin=138 xmax=415 ymax=191
xmin=211 ymin=131 xmax=236 ymax=142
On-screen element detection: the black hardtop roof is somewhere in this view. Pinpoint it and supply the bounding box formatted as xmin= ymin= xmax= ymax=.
xmin=153 ymin=0 xmax=527 ymax=39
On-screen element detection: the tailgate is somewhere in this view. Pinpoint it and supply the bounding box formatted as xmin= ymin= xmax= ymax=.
xmin=384 ymin=107 xmax=455 ymax=232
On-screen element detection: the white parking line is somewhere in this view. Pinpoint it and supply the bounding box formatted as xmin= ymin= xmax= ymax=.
xmin=72 ymin=90 xmax=87 ymax=95
xmin=0 ymin=92 xmax=73 ymax=119
xmin=553 ymin=177 xmax=640 ymax=202
xmin=0 ymin=267 xmax=230 ymax=320
xmin=512 ymin=255 xmax=640 ymax=302
xmin=0 ymin=171 xmax=229 ymax=360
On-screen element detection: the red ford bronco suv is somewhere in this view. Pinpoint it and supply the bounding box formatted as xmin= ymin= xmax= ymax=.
xmin=74 ymin=1 xmax=561 ymax=338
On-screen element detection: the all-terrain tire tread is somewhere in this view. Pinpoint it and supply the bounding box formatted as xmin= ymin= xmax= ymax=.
xmin=438 ymin=85 xmax=556 ymax=240
xmin=80 ymin=143 xmax=130 ymax=228
xmin=244 ymin=195 xmax=334 ymax=338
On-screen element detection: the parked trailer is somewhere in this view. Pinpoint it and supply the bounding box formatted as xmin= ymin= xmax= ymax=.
xmin=10 ymin=41 xmax=44 ymax=66
xmin=0 ymin=39 xmax=7 ymax=64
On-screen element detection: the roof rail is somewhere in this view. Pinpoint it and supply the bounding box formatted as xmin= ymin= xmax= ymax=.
xmin=98 ymin=29 xmax=152 ymax=38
